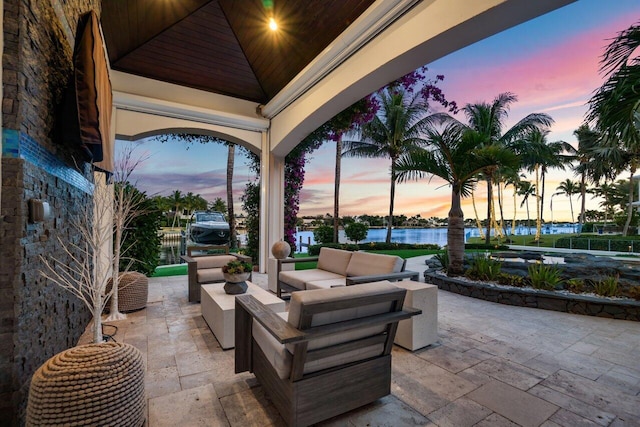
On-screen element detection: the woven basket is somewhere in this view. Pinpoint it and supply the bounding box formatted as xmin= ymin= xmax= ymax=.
xmin=106 ymin=272 xmax=148 ymax=312
xmin=26 ymin=342 xmax=145 ymax=426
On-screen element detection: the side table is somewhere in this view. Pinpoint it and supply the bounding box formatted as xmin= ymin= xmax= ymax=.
xmin=393 ymin=280 xmax=438 ymax=350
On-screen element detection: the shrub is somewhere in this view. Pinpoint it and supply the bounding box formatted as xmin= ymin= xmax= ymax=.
xmin=344 ymin=222 xmax=369 ymax=244
xmin=593 ymin=276 xmax=619 ymax=297
xmin=432 ymin=251 xmax=449 ymax=273
xmin=466 ymin=254 xmax=501 ymax=281
xmin=119 ymin=183 xmax=162 ymax=277
xmin=565 ymin=278 xmax=585 ymax=294
xmin=528 ymin=263 xmax=563 ymax=290
xmin=222 ymin=260 xmax=252 ymax=274
xmin=313 ymin=225 xmax=334 ymax=244
xmin=627 ymin=286 xmax=640 ymax=301
xmin=496 ymin=273 xmax=526 ymax=287
xmin=307 ymin=243 xmax=359 ymax=256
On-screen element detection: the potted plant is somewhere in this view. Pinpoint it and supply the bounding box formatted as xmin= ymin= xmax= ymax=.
xmin=222 ymin=260 xmax=252 ymax=294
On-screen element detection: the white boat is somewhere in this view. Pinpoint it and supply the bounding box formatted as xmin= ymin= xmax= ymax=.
xmin=188 ymin=211 xmax=230 ymax=245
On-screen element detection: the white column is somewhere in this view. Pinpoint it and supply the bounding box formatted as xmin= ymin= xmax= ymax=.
xmin=259 ymin=131 xmax=286 ymax=273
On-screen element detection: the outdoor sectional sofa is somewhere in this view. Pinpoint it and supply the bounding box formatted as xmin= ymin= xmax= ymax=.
xmin=276 ymin=247 xmax=419 ymax=298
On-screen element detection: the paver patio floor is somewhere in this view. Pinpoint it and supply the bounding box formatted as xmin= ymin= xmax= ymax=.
xmin=99 ymin=259 xmax=640 ymax=426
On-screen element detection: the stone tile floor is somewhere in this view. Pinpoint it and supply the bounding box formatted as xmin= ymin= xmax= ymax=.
xmin=101 ymin=259 xmax=640 ymax=426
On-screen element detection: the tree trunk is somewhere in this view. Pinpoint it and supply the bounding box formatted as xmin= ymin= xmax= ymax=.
xmin=93 ymin=295 xmax=103 ymax=344
xmin=447 ymin=187 xmax=465 ymax=276
xmin=471 ymin=191 xmax=485 ymax=239
xmin=227 ymin=144 xmax=237 ymax=248
xmin=535 ymin=165 xmax=542 ymax=241
xmin=568 ymin=194 xmax=574 ymax=226
xmin=579 ymin=171 xmax=586 ymax=225
xmin=623 ymin=167 xmax=636 ymax=236
xmin=386 ymin=162 xmax=396 ymax=244
xmin=333 ymin=136 xmax=342 ymax=243
xmin=512 ymin=187 xmax=517 ymax=236
xmin=484 ymin=177 xmax=493 ymax=244
xmin=497 ymin=181 xmax=506 ymax=236
xmin=526 ymin=199 xmax=531 ymax=235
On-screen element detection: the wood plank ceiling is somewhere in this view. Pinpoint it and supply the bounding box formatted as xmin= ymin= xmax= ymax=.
xmin=100 ymin=0 xmax=376 ymax=104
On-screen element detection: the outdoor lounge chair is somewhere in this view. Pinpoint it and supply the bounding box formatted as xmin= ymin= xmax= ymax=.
xmin=234 ymin=281 xmax=420 ymax=426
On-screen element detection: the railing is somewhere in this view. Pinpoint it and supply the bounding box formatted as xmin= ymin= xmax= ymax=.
xmin=159 ymin=232 xmax=186 ymax=265
xmin=556 ymin=238 xmax=639 ymax=253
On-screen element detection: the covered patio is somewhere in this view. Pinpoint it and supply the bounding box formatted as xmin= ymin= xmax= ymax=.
xmin=101 ymin=0 xmax=577 ymax=271
xmin=93 ymin=258 xmax=640 ymax=426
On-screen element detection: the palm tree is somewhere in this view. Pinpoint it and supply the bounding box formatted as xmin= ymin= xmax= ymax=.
xmin=516 ymin=129 xmax=572 ymax=241
xmin=555 ymin=179 xmax=579 ymax=224
xmin=516 ymin=180 xmax=535 ymax=234
xmin=169 ymin=190 xmax=183 ymax=228
xmin=447 ymin=93 xmax=553 ymax=244
xmin=226 ymin=143 xmax=237 ymax=248
xmin=395 ymin=121 xmax=518 ymax=275
xmin=572 ymin=124 xmax=601 ymax=225
xmin=343 ymin=89 xmax=430 ymax=243
xmin=587 ymin=23 xmax=640 ymax=236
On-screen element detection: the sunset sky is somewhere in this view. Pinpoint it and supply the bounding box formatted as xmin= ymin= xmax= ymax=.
xmin=120 ymin=0 xmax=640 ymax=223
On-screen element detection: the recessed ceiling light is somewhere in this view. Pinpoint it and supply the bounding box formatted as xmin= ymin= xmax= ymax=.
xmin=269 ymin=17 xmax=278 ymax=31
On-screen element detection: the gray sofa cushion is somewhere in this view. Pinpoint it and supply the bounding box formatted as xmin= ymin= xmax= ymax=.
xmin=305 ymin=278 xmax=346 ymax=290
xmin=316 ymin=247 xmax=352 ymax=276
xmin=345 ymin=251 xmax=404 ymax=277
xmin=279 ymin=269 xmax=344 ymax=290
xmin=195 ymin=255 xmax=237 ymax=269
xmin=197 ymin=269 xmax=225 ymax=284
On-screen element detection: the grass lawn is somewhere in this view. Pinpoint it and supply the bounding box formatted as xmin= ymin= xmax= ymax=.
xmin=152 ymin=264 xmax=187 ymax=277
xmin=466 ymin=232 xmax=580 ymax=248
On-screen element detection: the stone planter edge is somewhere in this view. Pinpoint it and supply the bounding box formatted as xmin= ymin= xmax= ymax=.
xmin=424 ymin=272 xmax=640 ymax=321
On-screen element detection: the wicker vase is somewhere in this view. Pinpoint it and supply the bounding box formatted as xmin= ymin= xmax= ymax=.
xmin=26 ymin=342 xmax=145 ymax=427
xmin=105 ymin=271 xmax=148 ymax=312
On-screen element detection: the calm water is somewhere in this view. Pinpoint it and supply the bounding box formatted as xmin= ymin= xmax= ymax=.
xmin=294 ymin=224 xmax=578 ymax=252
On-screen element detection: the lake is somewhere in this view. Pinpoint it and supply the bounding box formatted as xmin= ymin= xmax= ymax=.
xmin=294 ymin=224 xmax=579 ymax=252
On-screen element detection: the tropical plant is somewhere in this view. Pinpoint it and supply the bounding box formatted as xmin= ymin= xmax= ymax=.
xmin=587 ymin=22 xmax=640 ymax=236
xmin=117 ymin=183 xmax=162 ymax=277
xmin=210 ymin=197 xmax=227 ymax=213
xmin=395 ymin=120 xmax=518 ymax=275
xmin=447 ymin=93 xmax=553 ymax=244
xmin=313 ymin=224 xmax=335 ymax=245
xmin=593 ymin=275 xmax=619 ymax=297
xmin=466 ymin=254 xmax=502 ymax=281
xmin=343 ymin=88 xmax=433 ymax=244
xmin=432 ymin=251 xmax=449 ymax=273
xmin=565 ymin=278 xmax=585 ymax=293
xmin=222 ymin=259 xmax=253 ymax=274
xmin=572 ymin=124 xmax=601 ymax=224
xmin=527 ymin=263 xmax=563 ymax=290
xmin=496 ymin=273 xmax=526 ymax=287
xmin=516 ymin=129 xmax=572 ymax=240
xmin=241 ymin=151 xmax=261 ymax=263
xmin=516 ymin=180 xmax=535 ymax=234
xmin=555 ymin=179 xmax=579 ymax=223
xmin=169 ymin=189 xmax=183 ymax=228
xmin=344 ymin=222 xmax=369 ymax=245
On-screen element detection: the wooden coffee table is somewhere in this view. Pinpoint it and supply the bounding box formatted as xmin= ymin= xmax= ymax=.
xmin=201 ymin=281 xmax=285 ymax=349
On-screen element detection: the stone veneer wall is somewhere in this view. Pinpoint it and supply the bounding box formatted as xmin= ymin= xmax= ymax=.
xmin=1 ymin=0 xmax=100 ymax=423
